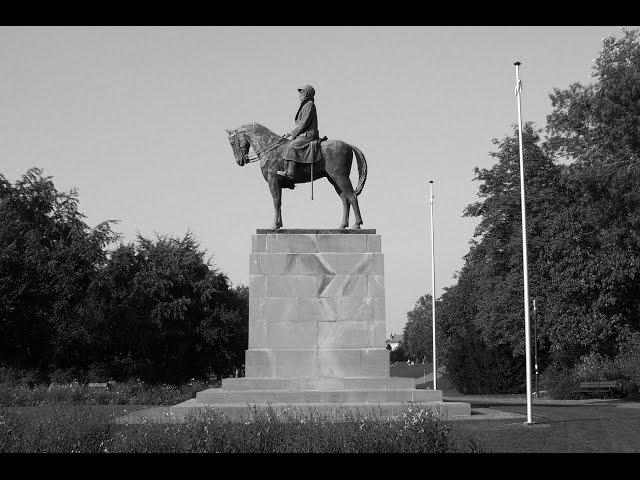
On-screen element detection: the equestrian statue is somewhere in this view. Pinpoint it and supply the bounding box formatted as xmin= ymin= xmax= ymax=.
xmin=227 ymin=84 xmax=367 ymax=230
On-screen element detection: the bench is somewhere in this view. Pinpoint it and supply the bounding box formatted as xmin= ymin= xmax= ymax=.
xmin=578 ymin=381 xmax=622 ymax=397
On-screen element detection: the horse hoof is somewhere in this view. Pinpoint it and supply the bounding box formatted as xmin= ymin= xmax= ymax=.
xmin=272 ymin=225 xmax=282 ymax=230
xmin=352 ymin=223 xmax=362 ymax=230
xmin=339 ymin=224 xmax=348 ymax=229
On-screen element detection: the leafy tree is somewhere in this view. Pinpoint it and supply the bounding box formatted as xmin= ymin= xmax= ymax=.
xmin=542 ymin=28 xmax=640 ymax=359
xmin=84 ymin=233 xmax=248 ymax=384
xmin=0 ymin=168 xmax=116 ymax=374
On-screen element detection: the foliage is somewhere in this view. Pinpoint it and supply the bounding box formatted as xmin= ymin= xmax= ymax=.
xmin=0 ymin=379 xmax=220 ymax=407
xmin=82 ymin=233 xmax=247 ymax=383
xmin=0 ymin=404 xmax=476 ymax=453
xmin=0 ymin=168 xmax=248 ymax=385
xmin=389 ymin=343 xmax=409 ymax=363
xmin=411 ymin=30 xmax=640 ymax=394
xmin=0 ymin=168 xmax=116 ymax=373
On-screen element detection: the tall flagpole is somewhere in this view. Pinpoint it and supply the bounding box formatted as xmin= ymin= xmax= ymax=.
xmin=429 ymin=180 xmax=437 ymax=390
xmin=514 ymin=61 xmax=533 ymax=425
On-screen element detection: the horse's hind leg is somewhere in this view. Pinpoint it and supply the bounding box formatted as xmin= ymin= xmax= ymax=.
xmin=328 ymin=177 xmax=349 ymax=229
xmin=334 ymin=175 xmax=363 ymax=229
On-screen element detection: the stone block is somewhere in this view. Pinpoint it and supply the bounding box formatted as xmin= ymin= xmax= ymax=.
xmin=251 ymin=378 xmax=294 ymax=390
xmin=366 ymin=235 xmax=381 ymax=252
xmin=249 ymin=295 xmax=259 ymax=322
xmin=248 ymin=321 xmax=267 ymax=348
xmin=266 ymin=234 xmax=317 ymax=253
xmin=413 ymin=389 xmax=444 ymax=402
xmin=249 ymin=275 xmax=266 ymax=298
xmin=365 ymin=390 xmax=413 ymax=403
xmin=368 ymin=321 xmax=387 ymax=348
xmin=316 ymin=234 xmax=367 ymax=253
xmin=318 ymin=322 xmax=370 ymax=349
xmin=385 ymin=377 xmax=416 ymax=389
xmin=196 ymin=389 xmax=228 ymax=404
xmin=245 ymin=349 xmax=275 ymax=377
xmin=267 ymin=322 xmax=317 ymax=349
xmin=360 ymin=349 xmax=389 ymax=377
xmin=291 ymin=234 xmax=318 ymax=253
xmin=266 ymin=274 xmax=316 ymax=298
xmin=320 ymin=390 xmax=367 ymax=403
xmin=368 ymin=275 xmax=385 ymax=297
xmin=275 ymin=391 xmax=324 ymax=403
xmin=317 ymin=349 xmax=362 ymax=377
xmin=298 ymin=297 xmax=337 ymax=322
xmin=372 ymin=253 xmax=384 ymax=274
xmin=298 ymin=253 xmax=373 ymax=275
xmin=273 ymin=349 xmax=318 ymax=377
xmin=260 ymin=253 xmax=298 ymax=274
xmin=317 ymin=274 xmax=367 ymax=297
xmin=261 ymin=297 xmax=298 ymax=323
xmin=228 ymin=391 xmax=277 ymax=404
xmin=252 ymin=235 xmax=266 ymax=253
xmin=221 ymin=378 xmax=254 ymax=390
xmin=249 ymin=253 xmax=260 ymax=274
xmin=337 ymin=296 xmax=373 ymax=322
xmin=373 ymin=296 xmax=385 ymax=323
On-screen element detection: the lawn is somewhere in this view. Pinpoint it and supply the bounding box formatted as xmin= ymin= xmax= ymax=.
xmin=449 ymin=402 xmax=640 ymax=453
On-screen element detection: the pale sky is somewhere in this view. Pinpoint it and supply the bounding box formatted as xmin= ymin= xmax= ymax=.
xmin=0 ymin=26 xmax=632 ymax=336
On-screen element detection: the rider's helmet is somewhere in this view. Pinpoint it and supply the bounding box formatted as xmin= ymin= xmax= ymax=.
xmin=297 ymin=84 xmax=315 ymax=99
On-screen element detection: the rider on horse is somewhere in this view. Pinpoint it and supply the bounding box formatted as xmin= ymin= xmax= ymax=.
xmin=276 ymin=84 xmax=320 ymax=180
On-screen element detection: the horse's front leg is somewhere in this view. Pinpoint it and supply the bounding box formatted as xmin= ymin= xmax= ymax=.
xmin=268 ymin=180 xmax=283 ymax=229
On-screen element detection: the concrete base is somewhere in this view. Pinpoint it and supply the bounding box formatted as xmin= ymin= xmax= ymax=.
xmin=170 ymin=231 xmax=471 ymax=419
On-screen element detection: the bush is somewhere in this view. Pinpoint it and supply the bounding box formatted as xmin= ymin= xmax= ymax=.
xmin=572 ymin=353 xmax=621 ymax=383
xmin=0 ymin=379 xmax=220 ymax=407
xmin=445 ymin=334 xmax=525 ymax=394
xmin=616 ymin=332 xmax=640 ymax=398
xmin=540 ymin=359 xmax=580 ymax=399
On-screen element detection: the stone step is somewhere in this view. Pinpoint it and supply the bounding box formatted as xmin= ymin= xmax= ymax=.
xmin=171 ymin=399 xmax=471 ymax=420
xmin=195 ymin=388 xmax=443 ymax=404
xmin=222 ymin=376 xmax=415 ymax=391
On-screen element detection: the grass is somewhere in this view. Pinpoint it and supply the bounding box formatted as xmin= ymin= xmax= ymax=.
xmin=451 ymin=403 xmax=640 ymax=453
xmin=0 ymin=404 xmax=476 ymax=453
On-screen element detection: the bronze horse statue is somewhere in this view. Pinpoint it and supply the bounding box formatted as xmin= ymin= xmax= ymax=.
xmin=227 ymin=123 xmax=367 ymax=230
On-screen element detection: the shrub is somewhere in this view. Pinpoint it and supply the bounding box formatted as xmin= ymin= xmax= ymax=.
xmin=616 ymin=332 xmax=640 ymax=398
xmin=573 ymin=353 xmax=621 ymax=382
xmin=540 ymin=360 xmax=579 ymax=399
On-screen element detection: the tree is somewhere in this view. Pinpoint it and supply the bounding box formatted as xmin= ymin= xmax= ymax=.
xmin=0 ymin=168 xmax=116 ymax=374
xmin=84 ymin=233 xmax=248 ymax=384
xmin=542 ymin=28 xmax=640 ymax=360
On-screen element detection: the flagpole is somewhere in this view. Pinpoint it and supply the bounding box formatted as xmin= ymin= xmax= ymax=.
xmin=514 ymin=61 xmax=534 ymax=425
xmin=428 ymin=180 xmax=437 ymax=390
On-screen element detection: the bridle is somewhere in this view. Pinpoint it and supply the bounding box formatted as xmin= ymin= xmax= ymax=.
xmin=227 ymin=125 xmax=288 ymax=165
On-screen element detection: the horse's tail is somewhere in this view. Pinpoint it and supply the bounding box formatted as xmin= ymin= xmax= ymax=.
xmin=349 ymin=144 xmax=367 ymax=196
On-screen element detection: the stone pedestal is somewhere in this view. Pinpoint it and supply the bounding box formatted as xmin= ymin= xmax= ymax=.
xmin=172 ymin=229 xmax=470 ymax=419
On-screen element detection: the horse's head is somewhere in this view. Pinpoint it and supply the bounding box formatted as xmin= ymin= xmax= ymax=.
xmin=226 ymin=127 xmax=250 ymax=166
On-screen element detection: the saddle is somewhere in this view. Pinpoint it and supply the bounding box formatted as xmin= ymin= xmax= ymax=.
xmin=285 ymin=136 xmax=328 ymax=165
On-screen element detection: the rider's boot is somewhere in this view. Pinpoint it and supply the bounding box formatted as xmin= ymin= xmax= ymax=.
xmin=276 ymin=160 xmax=296 ymax=180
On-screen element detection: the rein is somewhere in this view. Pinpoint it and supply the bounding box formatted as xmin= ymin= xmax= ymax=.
xmin=228 ymin=127 xmax=288 ymax=164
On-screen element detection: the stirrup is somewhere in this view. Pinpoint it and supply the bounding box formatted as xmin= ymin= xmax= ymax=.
xmin=276 ymin=170 xmax=293 ymax=179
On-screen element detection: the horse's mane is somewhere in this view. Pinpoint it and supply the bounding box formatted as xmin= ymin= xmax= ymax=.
xmin=237 ymin=122 xmax=278 ymax=138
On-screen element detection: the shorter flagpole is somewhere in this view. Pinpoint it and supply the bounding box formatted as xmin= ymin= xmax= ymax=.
xmin=514 ymin=61 xmax=534 ymax=425
xmin=428 ymin=180 xmax=437 ymax=390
